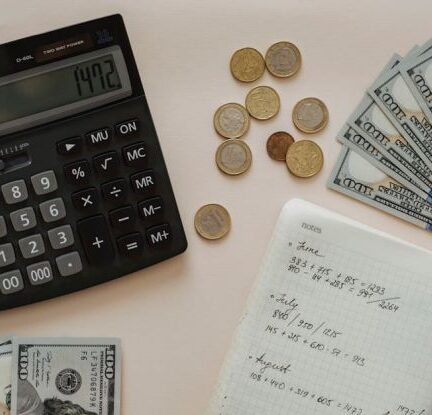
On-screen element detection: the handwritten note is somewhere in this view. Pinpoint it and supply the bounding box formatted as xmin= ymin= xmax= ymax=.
xmin=206 ymin=199 xmax=432 ymax=415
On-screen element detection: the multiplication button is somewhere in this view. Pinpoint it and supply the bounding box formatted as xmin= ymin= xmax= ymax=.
xmin=72 ymin=188 xmax=98 ymax=210
xmin=0 ymin=270 xmax=24 ymax=295
xmin=55 ymin=252 xmax=82 ymax=277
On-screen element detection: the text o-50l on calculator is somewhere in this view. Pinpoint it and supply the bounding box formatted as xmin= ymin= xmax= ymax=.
xmin=0 ymin=14 xmax=187 ymax=310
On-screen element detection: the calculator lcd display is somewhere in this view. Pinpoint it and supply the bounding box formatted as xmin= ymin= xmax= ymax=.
xmin=0 ymin=46 xmax=132 ymax=136
xmin=0 ymin=55 xmax=121 ymax=123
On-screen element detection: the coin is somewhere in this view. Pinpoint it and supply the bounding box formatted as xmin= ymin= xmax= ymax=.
xmin=265 ymin=41 xmax=302 ymax=78
xmin=245 ymin=86 xmax=280 ymax=120
xmin=216 ymin=139 xmax=252 ymax=175
xmin=214 ymin=103 xmax=250 ymax=139
xmin=286 ymin=140 xmax=324 ymax=178
xmin=194 ymin=204 xmax=231 ymax=240
xmin=292 ymin=97 xmax=329 ymax=133
xmin=266 ymin=131 xmax=295 ymax=161
xmin=230 ymin=47 xmax=265 ymax=82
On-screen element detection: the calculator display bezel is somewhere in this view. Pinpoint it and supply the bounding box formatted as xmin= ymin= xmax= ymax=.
xmin=0 ymin=46 xmax=132 ymax=137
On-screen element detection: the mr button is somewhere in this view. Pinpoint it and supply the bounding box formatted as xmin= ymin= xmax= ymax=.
xmin=131 ymin=170 xmax=155 ymax=194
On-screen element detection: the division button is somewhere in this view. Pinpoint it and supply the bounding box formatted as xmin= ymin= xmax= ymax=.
xmin=39 ymin=198 xmax=66 ymax=223
xmin=0 ymin=270 xmax=24 ymax=295
xmin=101 ymin=179 xmax=128 ymax=203
xmin=122 ymin=142 xmax=147 ymax=168
xmin=146 ymin=224 xmax=172 ymax=248
xmin=117 ymin=233 xmax=144 ymax=256
xmin=130 ymin=170 xmax=155 ymax=194
xmin=31 ymin=170 xmax=58 ymax=195
xmin=1 ymin=179 xmax=28 ymax=204
xmin=10 ymin=207 xmax=37 ymax=232
xmin=64 ymin=160 xmax=91 ymax=186
xmin=55 ymin=251 xmax=83 ymax=277
xmin=72 ymin=188 xmax=99 ymax=210
xmin=48 ymin=224 xmax=75 ymax=250
xmin=26 ymin=261 xmax=53 ymax=286
xmin=109 ymin=205 xmax=135 ymax=229
xmin=0 ymin=243 xmax=15 ymax=267
xmin=138 ymin=197 xmax=164 ymax=221
xmin=18 ymin=234 xmax=45 ymax=259
xmin=93 ymin=151 xmax=120 ymax=176
xmin=57 ymin=137 xmax=83 ymax=155
xmin=77 ymin=215 xmax=115 ymax=264
xmin=115 ymin=119 xmax=140 ymax=138
xmin=86 ymin=127 xmax=112 ymax=146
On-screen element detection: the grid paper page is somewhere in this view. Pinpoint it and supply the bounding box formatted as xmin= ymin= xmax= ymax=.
xmin=206 ymin=199 xmax=432 ymax=415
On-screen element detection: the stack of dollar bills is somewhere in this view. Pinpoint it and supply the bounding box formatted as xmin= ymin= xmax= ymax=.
xmin=328 ymin=41 xmax=432 ymax=231
xmin=0 ymin=336 xmax=121 ymax=415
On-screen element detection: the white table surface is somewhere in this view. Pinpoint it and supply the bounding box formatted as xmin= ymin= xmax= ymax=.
xmin=0 ymin=1 xmax=431 ymax=413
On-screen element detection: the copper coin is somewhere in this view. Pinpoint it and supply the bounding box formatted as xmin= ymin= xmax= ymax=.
xmin=266 ymin=131 xmax=295 ymax=161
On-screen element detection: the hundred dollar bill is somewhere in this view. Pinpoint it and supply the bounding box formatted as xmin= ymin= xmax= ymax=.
xmin=0 ymin=344 xmax=12 ymax=415
xmin=327 ymin=146 xmax=432 ymax=231
xmin=401 ymin=45 xmax=432 ymax=124
xmin=0 ymin=338 xmax=12 ymax=347
xmin=11 ymin=337 xmax=121 ymax=415
xmin=346 ymin=93 xmax=432 ymax=193
xmin=369 ymin=54 xmax=432 ymax=168
xmin=338 ymin=124 xmax=432 ymax=202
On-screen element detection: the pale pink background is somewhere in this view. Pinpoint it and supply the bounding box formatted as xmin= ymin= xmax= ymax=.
xmin=0 ymin=1 xmax=431 ymax=414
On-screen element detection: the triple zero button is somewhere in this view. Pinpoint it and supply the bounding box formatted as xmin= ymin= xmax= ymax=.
xmin=77 ymin=215 xmax=115 ymax=264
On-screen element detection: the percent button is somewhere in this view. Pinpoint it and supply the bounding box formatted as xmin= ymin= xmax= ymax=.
xmin=64 ymin=160 xmax=91 ymax=186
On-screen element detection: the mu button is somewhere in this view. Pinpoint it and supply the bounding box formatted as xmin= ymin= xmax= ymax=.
xmin=86 ymin=127 xmax=112 ymax=146
xmin=131 ymin=170 xmax=155 ymax=194
xmin=123 ymin=142 xmax=147 ymax=168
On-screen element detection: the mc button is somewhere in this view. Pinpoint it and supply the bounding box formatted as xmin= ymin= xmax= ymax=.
xmin=131 ymin=170 xmax=155 ymax=194
xmin=123 ymin=142 xmax=147 ymax=168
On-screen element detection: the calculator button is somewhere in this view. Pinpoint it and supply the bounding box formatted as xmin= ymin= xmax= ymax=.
xmin=48 ymin=225 xmax=75 ymax=250
xmin=86 ymin=127 xmax=112 ymax=146
xmin=64 ymin=160 xmax=91 ymax=186
xmin=26 ymin=261 xmax=53 ymax=286
xmin=0 ymin=216 xmax=7 ymax=238
xmin=55 ymin=252 xmax=82 ymax=277
xmin=101 ymin=179 xmax=128 ymax=203
xmin=131 ymin=170 xmax=155 ymax=194
xmin=57 ymin=137 xmax=83 ymax=155
xmin=0 ymin=270 xmax=24 ymax=295
xmin=117 ymin=233 xmax=144 ymax=256
xmin=10 ymin=207 xmax=37 ymax=232
xmin=93 ymin=151 xmax=120 ymax=175
xmin=18 ymin=234 xmax=45 ymax=259
xmin=109 ymin=206 xmax=135 ymax=229
xmin=146 ymin=224 xmax=172 ymax=247
xmin=138 ymin=197 xmax=164 ymax=221
xmin=77 ymin=215 xmax=115 ymax=264
xmin=31 ymin=170 xmax=58 ymax=195
xmin=123 ymin=142 xmax=147 ymax=168
xmin=39 ymin=198 xmax=66 ymax=223
xmin=72 ymin=188 xmax=99 ymax=210
xmin=1 ymin=180 xmax=28 ymax=204
xmin=0 ymin=243 xmax=15 ymax=267
xmin=115 ymin=119 xmax=140 ymax=138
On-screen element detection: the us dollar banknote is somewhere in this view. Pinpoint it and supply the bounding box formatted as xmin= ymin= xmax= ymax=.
xmin=401 ymin=45 xmax=432 ymax=124
xmin=11 ymin=337 xmax=121 ymax=415
xmin=369 ymin=55 xmax=432 ymax=168
xmin=346 ymin=93 xmax=432 ymax=192
xmin=0 ymin=343 xmax=12 ymax=415
xmin=328 ymin=146 xmax=432 ymax=230
xmin=337 ymin=124 xmax=432 ymax=202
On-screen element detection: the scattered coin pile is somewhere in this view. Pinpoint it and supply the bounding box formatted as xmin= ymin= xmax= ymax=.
xmin=195 ymin=41 xmax=329 ymax=240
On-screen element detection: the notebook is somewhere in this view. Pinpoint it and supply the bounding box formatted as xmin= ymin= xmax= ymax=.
xmin=206 ymin=199 xmax=432 ymax=415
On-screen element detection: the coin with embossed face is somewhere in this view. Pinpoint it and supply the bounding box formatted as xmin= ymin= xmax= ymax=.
xmin=286 ymin=140 xmax=323 ymax=178
xmin=216 ymin=139 xmax=252 ymax=175
xmin=265 ymin=41 xmax=302 ymax=78
xmin=194 ymin=204 xmax=231 ymax=240
xmin=230 ymin=47 xmax=265 ymax=83
xmin=214 ymin=103 xmax=250 ymax=139
xmin=245 ymin=86 xmax=280 ymax=120
xmin=292 ymin=97 xmax=329 ymax=133
xmin=266 ymin=131 xmax=295 ymax=161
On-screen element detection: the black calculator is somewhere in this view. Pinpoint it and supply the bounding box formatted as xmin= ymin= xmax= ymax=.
xmin=0 ymin=15 xmax=187 ymax=310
